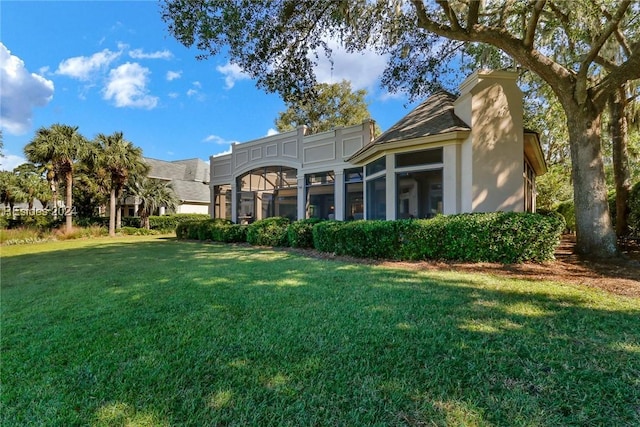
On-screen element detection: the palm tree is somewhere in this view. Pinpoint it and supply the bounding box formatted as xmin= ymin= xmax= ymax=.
xmin=0 ymin=170 xmax=27 ymax=215
xmin=133 ymin=177 xmax=178 ymax=229
xmin=24 ymin=124 xmax=89 ymax=232
xmin=90 ymin=132 xmax=148 ymax=236
xmin=13 ymin=163 xmax=51 ymax=210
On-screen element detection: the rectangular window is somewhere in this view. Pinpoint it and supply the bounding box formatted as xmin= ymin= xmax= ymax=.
xmin=366 ymin=176 xmax=386 ymax=220
xmin=395 ymin=148 xmax=443 ymax=168
xmin=214 ymin=184 xmax=232 ymax=219
xmin=237 ymin=190 xmax=255 ymax=224
xmin=366 ymin=157 xmax=386 ymax=176
xmin=524 ymin=160 xmax=535 ymax=212
xmin=396 ymin=170 xmax=443 ymax=219
xmin=306 ymin=171 xmax=335 ymax=219
xmin=345 ymin=168 xmax=363 ymax=220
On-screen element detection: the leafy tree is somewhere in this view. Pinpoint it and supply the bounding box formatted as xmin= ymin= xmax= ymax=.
xmin=89 ymin=132 xmax=148 ymax=236
xmin=132 ymin=177 xmax=178 ymax=229
xmin=0 ymin=170 xmax=26 ymax=213
xmin=275 ymin=80 xmax=374 ymax=134
xmin=162 ymin=1 xmax=640 ymax=258
xmin=13 ymin=163 xmax=51 ymax=210
xmin=24 ymin=124 xmax=89 ymax=232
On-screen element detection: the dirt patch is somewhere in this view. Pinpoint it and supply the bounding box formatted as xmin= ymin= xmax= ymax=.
xmin=287 ymin=236 xmax=640 ymax=298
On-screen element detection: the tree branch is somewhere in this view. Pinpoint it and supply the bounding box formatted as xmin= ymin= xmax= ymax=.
xmin=578 ymin=0 xmax=631 ymax=78
xmin=467 ymin=0 xmax=480 ymax=30
xmin=593 ymin=40 xmax=640 ymax=109
xmin=596 ymin=1 xmax=633 ymax=56
xmin=436 ymin=0 xmax=462 ymax=31
xmin=524 ymin=0 xmax=546 ymax=48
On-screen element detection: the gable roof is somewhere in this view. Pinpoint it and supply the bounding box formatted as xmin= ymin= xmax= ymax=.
xmin=349 ymin=91 xmax=470 ymax=162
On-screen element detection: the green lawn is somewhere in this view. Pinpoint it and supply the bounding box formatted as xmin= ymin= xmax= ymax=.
xmin=1 ymin=236 xmax=639 ymax=426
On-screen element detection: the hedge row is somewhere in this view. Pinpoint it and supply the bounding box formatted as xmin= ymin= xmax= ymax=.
xmin=73 ymin=213 xmax=210 ymax=231
xmin=177 ymin=212 xmax=565 ymax=263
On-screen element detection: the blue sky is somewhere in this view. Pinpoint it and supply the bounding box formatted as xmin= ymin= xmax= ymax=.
xmin=0 ymin=0 xmax=420 ymax=170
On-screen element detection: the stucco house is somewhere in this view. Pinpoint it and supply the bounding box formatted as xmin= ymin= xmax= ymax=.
xmin=209 ymin=70 xmax=547 ymax=224
xmin=122 ymin=157 xmax=210 ymax=217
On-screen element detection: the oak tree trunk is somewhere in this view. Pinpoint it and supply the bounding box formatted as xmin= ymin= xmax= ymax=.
xmin=566 ymin=103 xmax=618 ymax=257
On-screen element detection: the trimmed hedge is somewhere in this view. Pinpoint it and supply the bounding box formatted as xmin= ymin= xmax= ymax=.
xmin=400 ymin=212 xmax=565 ymax=263
xmin=197 ymin=219 xmax=247 ymax=243
xmin=313 ymin=212 xmax=564 ymax=263
xmin=176 ymin=212 xmax=564 ymax=263
xmin=176 ymin=220 xmax=204 ymax=240
xmin=288 ymin=218 xmax=324 ymax=248
xmin=246 ymin=217 xmax=291 ymax=247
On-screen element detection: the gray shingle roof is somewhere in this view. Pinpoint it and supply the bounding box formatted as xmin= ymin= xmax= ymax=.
xmin=350 ymin=91 xmax=470 ymax=160
xmin=143 ymin=158 xmax=210 ymax=203
xmin=376 ymin=91 xmax=470 ymax=143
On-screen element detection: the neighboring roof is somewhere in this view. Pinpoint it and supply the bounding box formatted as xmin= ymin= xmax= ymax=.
xmin=350 ymin=90 xmax=470 ymax=161
xmin=143 ymin=157 xmax=210 ymax=204
xmin=144 ymin=157 xmax=209 ymax=183
xmin=170 ymin=179 xmax=210 ymax=204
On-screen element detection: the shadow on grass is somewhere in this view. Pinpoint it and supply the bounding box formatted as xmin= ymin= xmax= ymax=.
xmin=1 ymin=238 xmax=639 ymax=426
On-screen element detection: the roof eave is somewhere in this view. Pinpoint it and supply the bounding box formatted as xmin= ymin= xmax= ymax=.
xmin=348 ymin=130 xmax=471 ymax=165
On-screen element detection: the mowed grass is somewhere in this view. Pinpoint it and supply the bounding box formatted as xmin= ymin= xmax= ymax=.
xmin=1 ymin=236 xmax=639 ymax=426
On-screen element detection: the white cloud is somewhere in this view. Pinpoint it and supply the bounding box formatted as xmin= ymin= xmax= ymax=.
xmin=103 ymin=62 xmax=158 ymax=109
xmin=56 ymin=48 xmax=121 ymax=81
xmin=0 ymin=43 xmax=54 ymax=135
xmin=313 ymin=39 xmax=387 ymax=91
xmin=192 ymin=81 xmax=202 ymax=88
xmin=130 ymin=48 xmax=173 ymax=60
xmin=203 ymin=134 xmax=234 ymax=145
xmin=216 ymin=62 xmax=250 ymax=89
xmin=168 ymin=92 xmax=179 ymax=99
xmin=166 ymin=70 xmax=182 ymax=81
xmin=266 ymin=128 xmax=279 ymax=136
xmin=212 ymin=147 xmax=233 ymax=157
xmin=186 ymin=88 xmax=198 ymax=97
xmin=0 ymin=153 xmax=28 ymax=171
xmin=205 ymin=134 xmax=238 ymax=157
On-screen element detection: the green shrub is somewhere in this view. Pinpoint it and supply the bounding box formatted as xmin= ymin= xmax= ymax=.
xmin=196 ymin=218 xmax=234 ymax=241
xmin=312 ymin=220 xmax=344 ymax=253
xmin=149 ymin=214 xmax=209 ymax=232
xmin=8 ymin=214 xmax=61 ymax=231
xmin=556 ymin=201 xmax=575 ymax=233
xmin=629 ymin=181 xmax=640 ymax=237
xmin=120 ymin=226 xmax=158 ymax=236
xmin=399 ymin=212 xmax=565 ymax=263
xmin=75 ymin=216 xmax=110 ymax=228
xmin=175 ymin=220 xmax=206 ymax=240
xmin=313 ymin=213 xmax=564 ymax=263
xmin=121 ymin=216 xmax=141 ymax=228
xmin=221 ymin=223 xmax=248 ymax=243
xmin=288 ymin=218 xmax=324 ymax=248
xmin=246 ymin=217 xmax=290 ymax=246
xmin=0 ymin=215 xmax=8 ymax=229
xmin=335 ymin=220 xmax=403 ymax=259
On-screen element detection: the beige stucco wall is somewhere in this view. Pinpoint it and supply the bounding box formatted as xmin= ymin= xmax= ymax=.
xmin=210 ymin=121 xmax=374 ymax=221
xmin=454 ymin=70 xmax=524 ymax=213
xmin=176 ymin=203 xmax=209 ymax=215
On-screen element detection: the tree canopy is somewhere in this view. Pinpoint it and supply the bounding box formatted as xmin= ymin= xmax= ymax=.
xmin=162 ymin=0 xmax=640 ymax=257
xmin=275 ymin=80 xmax=373 ymax=134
